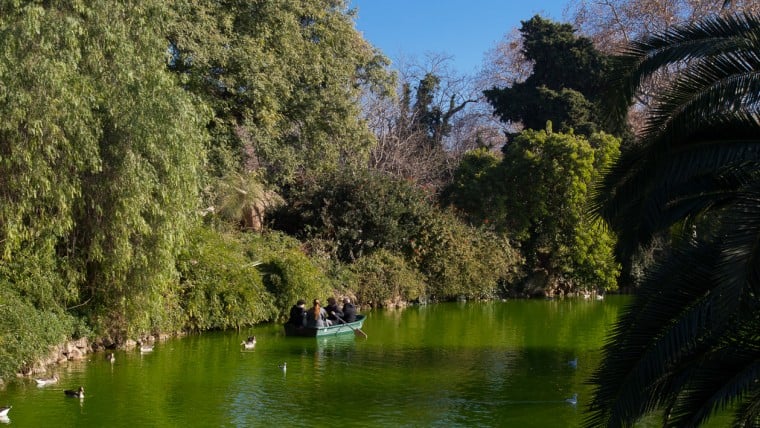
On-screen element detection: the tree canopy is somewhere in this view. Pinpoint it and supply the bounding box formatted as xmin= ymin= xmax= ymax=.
xmin=0 ymin=1 xmax=208 ymax=341
xmin=444 ymin=127 xmax=621 ymax=293
xmin=484 ymin=15 xmax=618 ymax=137
xmin=166 ymin=0 xmax=394 ymax=184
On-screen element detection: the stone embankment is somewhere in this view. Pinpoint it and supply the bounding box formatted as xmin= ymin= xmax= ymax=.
xmin=18 ymin=334 xmax=172 ymax=377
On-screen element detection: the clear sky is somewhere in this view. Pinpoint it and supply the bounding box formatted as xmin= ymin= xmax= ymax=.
xmin=350 ymin=1 xmax=570 ymax=75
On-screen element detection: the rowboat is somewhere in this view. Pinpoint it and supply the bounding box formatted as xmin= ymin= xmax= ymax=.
xmin=284 ymin=315 xmax=366 ymax=337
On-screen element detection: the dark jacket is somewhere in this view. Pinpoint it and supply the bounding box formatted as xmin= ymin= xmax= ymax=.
xmin=325 ymin=303 xmax=343 ymax=322
xmin=287 ymin=305 xmax=306 ymax=326
xmin=341 ymin=303 xmax=357 ymax=323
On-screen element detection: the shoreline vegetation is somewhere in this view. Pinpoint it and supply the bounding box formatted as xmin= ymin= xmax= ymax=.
xmin=1 ymin=2 xmax=754 ymax=426
xmin=14 ymin=0 xmax=751 ymax=388
xmin=1 ymin=1 xmax=631 ymax=384
xmin=14 ymin=286 xmax=612 ymax=382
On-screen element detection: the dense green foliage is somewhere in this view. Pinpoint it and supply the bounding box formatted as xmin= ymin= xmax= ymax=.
xmin=0 ymin=0 xmax=391 ymax=379
xmin=165 ymin=0 xmax=393 ymax=182
xmin=587 ymin=13 xmax=760 ymax=427
xmin=409 ymin=209 xmax=521 ymax=299
xmin=274 ymin=169 xmax=521 ymax=301
xmin=176 ymin=226 xmax=274 ymax=331
xmin=349 ymin=249 xmax=427 ymax=307
xmin=0 ymin=286 xmax=74 ymax=379
xmin=0 ymin=1 xmax=207 ymax=342
xmin=440 ymin=148 xmax=502 ymax=227
xmin=484 ymin=15 xmax=618 ymax=137
xmin=250 ymin=232 xmax=334 ymax=320
xmin=273 ymin=169 xmax=434 ymax=262
xmin=444 ymin=128 xmax=621 ymax=293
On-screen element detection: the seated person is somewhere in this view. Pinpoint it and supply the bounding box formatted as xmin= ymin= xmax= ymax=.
xmin=305 ymin=299 xmax=329 ymax=328
xmin=325 ymin=297 xmax=343 ymax=324
xmin=286 ymin=299 xmax=306 ymax=327
xmin=341 ymin=298 xmax=357 ymax=323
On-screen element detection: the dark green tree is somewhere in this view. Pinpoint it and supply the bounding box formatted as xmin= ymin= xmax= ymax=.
xmin=272 ymin=168 xmax=433 ymax=262
xmin=587 ymin=13 xmax=760 ymax=427
xmin=440 ymin=148 xmax=501 ymax=226
xmin=444 ymin=127 xmax=620 ymax=293
xmin=498 ymin=128 xmax=620 ymax=293
xmin=484 ymin=15 xmax=617 ymax=137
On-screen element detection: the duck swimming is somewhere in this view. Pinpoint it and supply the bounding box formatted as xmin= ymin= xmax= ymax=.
xmin=64 ymin=386 xmax=85 ymax=398
xmin=0 ymin=406 xmax=10 ymax=417
xmin=241 ymin=336 xmax=256 ymax=349
xmin=565 ymin=393 xmax=578 ymax=406
xmin=279 ymin=362 xmax=287 ymax=372
xmin=107 ymin=352 xmax=116 ymax=362
xmin=140 ymin=343 xmax=154 ymax=353
xmin=34 ymin=374 xmax=58 ymax=386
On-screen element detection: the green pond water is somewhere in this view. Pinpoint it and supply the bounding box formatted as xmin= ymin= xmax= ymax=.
xmin=1 ymin=296 xmax=630 ymax=427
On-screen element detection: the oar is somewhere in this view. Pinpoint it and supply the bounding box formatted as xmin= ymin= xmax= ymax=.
xmin=334 ymin=314 xmax=368 ymax=339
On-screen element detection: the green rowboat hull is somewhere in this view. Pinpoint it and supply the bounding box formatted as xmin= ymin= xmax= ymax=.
xmin=284 ymin=314 xmax=365 ymax=337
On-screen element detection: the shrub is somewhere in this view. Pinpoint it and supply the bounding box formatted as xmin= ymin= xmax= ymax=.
xmin=0 ymin=287 xmax=72 ymax=381
xmin=177 ymin=225 xmax=275 ymax=331
xmin=244 ymin=232 xmax=333 ymax=320
xmin=272 ymin=168 xmax=433 ymax=262
xmin=349 ymin=249 xmax=427 ymax=307
xmin=410 ymin=209 xmax=522 ymax=300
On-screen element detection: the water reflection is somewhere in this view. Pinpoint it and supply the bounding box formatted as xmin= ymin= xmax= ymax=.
xmin=0 ymin=297 xmax=629 ymax=427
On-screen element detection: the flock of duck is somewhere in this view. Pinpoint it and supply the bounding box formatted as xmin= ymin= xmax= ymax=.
xmin=0 ymin=336 xmax=282 ymax=421
xmin=565 ymin=357 xmax=578 ymax=406
xmin=0 ymin=342 xmax=158 ymax=421
xmin=0 ymin=335 xmax=569 ymax=420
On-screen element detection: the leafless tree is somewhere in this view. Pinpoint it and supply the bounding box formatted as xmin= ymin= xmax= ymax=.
xmin=363 ymin=53 xmax=506 ymax=192
xmin=567 ymin=0 xmax=760 ymax=135
xmin=567 ymin=0 xmax=759 ymax=54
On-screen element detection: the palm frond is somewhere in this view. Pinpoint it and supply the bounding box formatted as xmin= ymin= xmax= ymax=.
xmin=603 ymin=13 xmax=760 ymax=131
xmin=589 ymin=183 xmax=760 ymax=426
xmin=665 ymin=335 xmax=760 ymax=427
xmin=591 ymin=12 xmax=760 ymax=427
xmin=734 ymin=388 xmax=760 ymax=427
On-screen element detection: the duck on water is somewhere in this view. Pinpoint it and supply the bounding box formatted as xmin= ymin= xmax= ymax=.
xmin=64 ymin=387 xmax=84 ymax=398
xmin=34 ymin=374 xmax=59 ymax=386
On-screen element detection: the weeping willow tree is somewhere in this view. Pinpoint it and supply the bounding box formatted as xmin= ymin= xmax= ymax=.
xmin=165 ymin=0 xmax=394 ymax=184
xmin=588 ymin=13 xmax=760 ymax=427
xmin=0 ymin=1 xmax=207 ymax=342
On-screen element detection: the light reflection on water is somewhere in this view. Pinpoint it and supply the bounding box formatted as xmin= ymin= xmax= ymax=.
xmin=0 ymin=297 xmax=631 ymax=427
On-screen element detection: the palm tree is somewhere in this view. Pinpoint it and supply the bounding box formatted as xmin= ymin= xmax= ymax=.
xmin=215 ymin=171 xmax=283 ymax=232
xmin=587 ymin=13 xmax=760 ymax=427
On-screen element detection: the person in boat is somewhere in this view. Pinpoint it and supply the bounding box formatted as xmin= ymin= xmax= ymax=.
xmin=325 ymin=297 xmax=343 ymax=325
xmin=341 ymin=298 xmax=357 ymax=323
xmin=305 ymin=299 xmax=329 ymax=328
xmin=286 ymin=299 xmax=307 ymax=327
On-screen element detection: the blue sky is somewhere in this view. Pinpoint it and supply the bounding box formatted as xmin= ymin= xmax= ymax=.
xmin=350 ymin=1 xmax=570 ymax=74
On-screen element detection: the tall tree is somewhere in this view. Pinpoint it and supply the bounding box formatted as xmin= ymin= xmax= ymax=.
xmin=484 ymin=16 xmax=619 ymax=137
xmin=0 ymin=1 xmax=208 ymax=339
xmin=588 ymin=13 xmax=760 ymax=427
xmin=166 ymin=0 xmax=393 ymax=185
xmin=444 ymin=128 xmax=621 ymax=294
